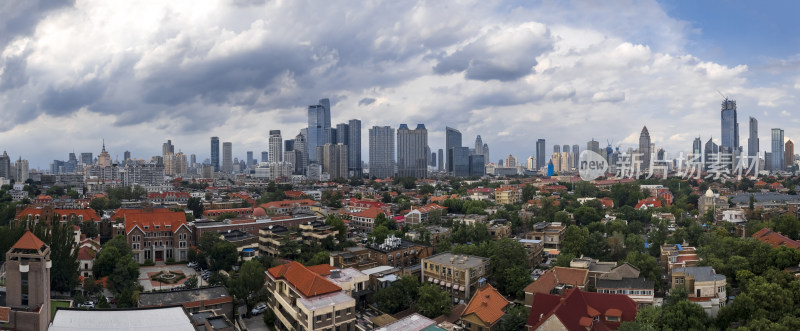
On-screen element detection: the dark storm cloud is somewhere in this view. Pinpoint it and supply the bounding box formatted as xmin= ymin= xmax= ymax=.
xmin=358 ymin=98 xmax=376 ymax=106
xmin=0 ymin=54 xmax=29 ymax=91
xmin=40 ymin=79 xmax=105 ymax=114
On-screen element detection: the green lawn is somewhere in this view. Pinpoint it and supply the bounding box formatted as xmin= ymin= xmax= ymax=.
xmin=51 ymin=300 xmax=71 ymax=318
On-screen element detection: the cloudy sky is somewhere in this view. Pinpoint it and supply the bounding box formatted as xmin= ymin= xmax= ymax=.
xmin=2 ymin=0 xmax=799 ymax=169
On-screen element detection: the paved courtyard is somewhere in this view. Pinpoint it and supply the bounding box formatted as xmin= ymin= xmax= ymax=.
xmin=138 ymin=265 xmax=197 ymax=292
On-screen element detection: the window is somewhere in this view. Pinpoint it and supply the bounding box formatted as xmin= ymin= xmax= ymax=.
xmin=327 ymin=313 xmax=332 ymax=319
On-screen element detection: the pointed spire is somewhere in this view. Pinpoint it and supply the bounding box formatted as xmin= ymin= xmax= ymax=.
xmin=102 ymin=139 xmax=106 ymax=152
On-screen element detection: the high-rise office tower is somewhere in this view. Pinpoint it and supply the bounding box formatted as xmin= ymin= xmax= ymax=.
xmin=397 ymin=124 xmax=428 ymax=178
xmin=269 ymin=130 xmax=282 ymax=163
xmin=693 ymin=137 xmax=702 ymax=156
xmin=336 ymin=123 xmax=349 ymax=147
xmin=211 ymin=137 xmax=220 ymax=171
xmin=294 ymin=132 xmax=308 ymax=175
xmin=469 ymin=154 xmax=485 ymax=176
xmin=222 ymin=142 xmax=233 ymax=173
xmin=451 ymin=147 xmax=470 ymax=177
xmin=14 ymin=158 xmax=28 ymax=182
xmin=348 ymin=119 xmax=362 ymax=177
xmin=572 ymin=145 xmax=580 ymax=169
xmin=704 ymin=138 xmax=719 ymax=170
xmin=772 ymin=128 xmax=784 ymax=172
xmin=80 ymin=153 xmax=93 ymax=165
xmin=475 ymin=136 xmax=484 ymax=155
xmin=505 ymin=155 xmax=518 ymax=168
xmin=285 ymin=140 xmax=295 ymax=154
xmin=97 ymin=141 xmax=111 ymax=167
xmin=246 ymin=151 xmax=254 ymax=166
xmin=438 ymin=149 xmax=444 ymax=171
xmin=261 ymin=151 xmax=268 ymax=163
xmin=321 ymin=143 xmax=348 ymax=179
xmin=174 ymin=152 xmax=188 ymax=175
xmin=431 ymin=152 xmax=437 ymax=167
xmin=587 ymin=139 xmax=600 ymax=154
xmin=425 ymin=146 xmax=431 ymax=168
xmin=553 ymin=145 xmax=561 ymax=154
xmin=445 ymin=127 xmax=462 ymax=173
xmin=785 ymin=140 xmax=794 ymax=168
xmin=162 ymin=140 xmax=174 ymax=156
xmin=748 ymin=117 xmax=759 ymax=159
xmin=123 ymin=151 xmax=130 ymax=163
xmin=483 ymin=144 xmax=490 ymax=165
xmin=369 ymin=126 xmax=395 ymax=179
xmin=526 ymin=156 xmax=536 ymax=171
xmin=190 ymin=154 xmax=196 ymax=168
xmin=562 ymin=145 xmax=570 ymax=157
xmin=639 ymin=126 xmax=651 ymax=170
xmin=536 ymin=139 xmax=546 ymax=170
xmin=307 ymin=98 xmax=332 ymax=163
xmin=720 ymin=98 xmax=739 ymax=154
xmin=551 ymin=152 xmax=562 ymax=172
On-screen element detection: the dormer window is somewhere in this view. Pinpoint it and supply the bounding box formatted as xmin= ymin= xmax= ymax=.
xmin=155 ymin=225 xmax=160 ymax=229
xmin=144 ymin=226 xmax=149 ymax=229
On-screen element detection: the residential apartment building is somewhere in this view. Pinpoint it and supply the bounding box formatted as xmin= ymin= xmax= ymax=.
xmin=660 ymin=244 xmax=700 ymax=276
xmin=526 ymin=222 xmax=566 ymax=249
xmin=299 ymin=220 xmax=337 ymax=245
xmin=487 ymin=219 xmax=511 ymax=240
xmin=494 ymin=186 xmax=521 ymax=205
xmin=518 ymin=239 xmax=544 ymax=267
xmin=596 ymin=263 xmax=655 ymax=307
xmin=329 ymin=247 xmax=377 ymax=270
xmin=259 ymin=225 xmax=290 ymax=257
xmin=365 ymin=235 xmax=433 ymax=271
xmin=671 ymin=266 xmax=727 ymax=317
xmin=347 ymin=207 xmax=384 ymax=233
xmin=403 ymin=204 xmax=446 ymax=226
xmin=421 ymin=253 xmax=491 ymax=303
xmin=266 ymin=261 xmax=356 ymax=331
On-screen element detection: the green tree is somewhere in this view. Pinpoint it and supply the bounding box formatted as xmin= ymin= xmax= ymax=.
xmin=573 ymin=205 xmax=602 ymax=226
xmin=305 ymin=251 xmax=330 ymax=266
xmin=97 ymin=295 xmax=111 ymax=309
xmin=416 ymin=283 xmax=451 ymax=318
xmin=210 ymin=241 xmax=239 ymax=271
xmin=623 ymin=251 xmax=662 ymax=291
xmin=40 ymin=222 xmax=80 ymax=292
xmin=184 ymin=275 xmax=199 ymax=289
xmin=562 ymin=225 xmax=589 ymax=256
xmin=553 ymin=252 xmax=575 ymax=267
xmin=198 ymin=232 xmax=221 ymax=253
xmin=773 ymin=214 xmax=800 ymax=240
xmin=89 ymin=197 xmax=108 ymax=215
xmin=553 ymin=211 xmax=570 ymax=224
xmin=227 ymin=259 xmax=266 ymax=309
xmin=498 ymin=305 xmax=529 ymax=331
xmin=369 ymin=225 xmax=391 ymax=244
xmin=187 ymin=197 xmax=205 ymax=218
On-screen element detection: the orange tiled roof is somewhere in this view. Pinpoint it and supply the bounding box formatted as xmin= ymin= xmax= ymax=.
xmin=260 ymin=199 xmax=317 ymax=209
xmin=268 ymin=261 xmax=341 ymax=297
xmin=122 ymin=209 xmax=188 ymax=234
xmin=524 ymin=267 xmax=588 ymax=294
xmin=462 ymin=284 xmax=510 ymax=326
xmin=752 ymin=228 xmax=800 ymax=249
xmin=307 ymin=264 xmax=335 ymax=276
xmin=11 ymin=230 xmax=47 ymax=251
xmin=351 ymin=207 xmax=384 ymax=219
xmin=16 ymin=207 xmax=101 ymax=221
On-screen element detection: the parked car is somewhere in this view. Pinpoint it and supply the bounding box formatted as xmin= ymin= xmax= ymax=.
xmin=187 ymin=261 xmax=198 ymax=268
xmin=251 ymin=303 xmax=268 ymax=315
xmin=78 ymin=301 xmax=95 ymax=309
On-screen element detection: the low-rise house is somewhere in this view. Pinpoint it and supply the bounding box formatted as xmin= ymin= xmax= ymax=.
xmin=634 ymin=197 xmax=662 ymax=210
xmin=660 ymin=244 xmax=700 ymax=276
xmin=422 ymin=253 xmax=491 ymax=304
xmin=596 ymin=263 xmax=655 ymax=307
xmin=527 ymin=222 xmax=566 ymax=249
xmin=259 ymin=199 xmax=318 ymax=215
xmin=460 ymin=284 xmax=510 ymax=331
xmin=523 ymin=267 xmax=588 ymax=308
xmin=487 ymin=219 xmax=512 ymax=240
xmin=752 ymin=228 xmax=800 ymax=249
xmin=366 ymin=235 xmax=433 ymax=272
xmin=308 ymin=265 xmax=371 ymax=308
xmin=123 ymin=207 xmax=192 ymax=263
xmin=347 ymin=207 xmax=385 ymax=233
xmin=329 ymin=246 xmax=377 ymax=270
xmin=258 ymin=225 xmax=290 ymax=257
xmin=404 ymin=203 xmax=447 ymax=226
xmin=526 ymin=288 xmax=637 ymax=331
xmin=452 ymin=214 xmax=488 ymax=226
xmin=671 ymin=266 xmax=727 ymax=317
xmin=569 ymin=256 xmax=617 ymax=288
xmin=77 ymin=246 xmax=97 ymax=278
xmin=517 ymin=239 xmax=544 ymax=267
xmin=138 ymin=286 xmax=235 ymax=320
xmin=495 ymin=186 xmax=522 ymax=205
xmin=265 ymin=261 xmax=356 ymax=330
xmin=362 ymin=266 xmax=402 ymax=292
xmin=219 ymin=229 xmax=258 ymax=261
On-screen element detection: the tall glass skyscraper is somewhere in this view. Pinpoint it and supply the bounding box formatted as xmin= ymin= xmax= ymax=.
xmin=369 ymin=126 xmax=395 ymax=179
xmin=748 ymin=117 xmax=759 ymax=158
xmin=210 ymin=136 xmax=219 ymax=171
xmin=222 ymin=142 xmax=232 ymax=173
xmin=348 ymin=119 xmax=362 ymax=177
xmin=269 ymin=130 xmax=282 ymax=163
xmin=438 ymin=149 xmax=444 ymax=171
xmin=445 ymin=127 xmax=462 ymax=174
xmin=536 ymin=139 xmax=546 ymax=170
xmin=720 ymin=98 xmax=739 ymax=153
xmin=639 ymin=127 xmax=651 ymax=170
xmin=572 ymin=145 xmax=580 ymax=169
xmin=772 ymin=128 xmax=784 ymax=172
xmin=398 ymin=124 xmax=428 ymax=178
xmin=307 ymin=98 xmax=331 ymax=163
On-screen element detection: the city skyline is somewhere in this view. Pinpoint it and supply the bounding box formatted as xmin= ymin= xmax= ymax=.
xmin=2 ymin=1 xmax=800 ymax=168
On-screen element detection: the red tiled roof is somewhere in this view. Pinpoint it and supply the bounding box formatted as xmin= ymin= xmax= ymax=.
xmin=462 ymin=284 xmax=510 ymax=326
xmin=268 ymin=261 xmax=341 ymax=297
xmin=527 ymin=289 xmax=637 ymax=331
xmin=307 ymin=264 xmax=335 ymax=276
xmin=260 ymin=199 xmax=317 ymax=209
xmin=122 ymin=209 xmax=188 ymax=234
xmin=12 ymin=230 xmax=47 ymax=251
xmin=77 ymin=246 xmax=97 ymax=260
xmin=752 ymin=228 xmax=800 ymax=249
xmin=635 ymin=197 xmax=662 ymax=209
xmin=16 ymin=207 xmax=100 ymax=221
xmin=524 ymin=267 xmax=588 ymax=294
xmin=351 ymin=207 xmax=384 ymax=219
